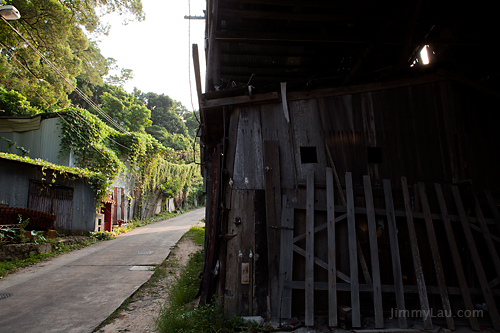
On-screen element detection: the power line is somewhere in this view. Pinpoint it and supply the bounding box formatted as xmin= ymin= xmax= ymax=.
xmin=0 ymin=45 xmax=133 ymax=167
xmin=0 ymin=39 xmax=131 ymax=152
xmin=1 ymin=15 xmax=130 ymax=135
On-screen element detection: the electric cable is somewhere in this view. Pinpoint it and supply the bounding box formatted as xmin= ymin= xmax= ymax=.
xmin=1 ymin=15 xmax=130 ymax=135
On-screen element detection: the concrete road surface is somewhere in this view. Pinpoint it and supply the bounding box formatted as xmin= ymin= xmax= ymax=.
xmin=0 ymin=208 xmax=205 ymax=333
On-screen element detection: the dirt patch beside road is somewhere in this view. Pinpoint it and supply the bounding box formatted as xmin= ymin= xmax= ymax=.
xmin=95 ymin=234 xmax=202 ymax=333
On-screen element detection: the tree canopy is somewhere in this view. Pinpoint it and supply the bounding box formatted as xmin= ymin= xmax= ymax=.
xmin=0 ymin=0 xmax=143 ymax=108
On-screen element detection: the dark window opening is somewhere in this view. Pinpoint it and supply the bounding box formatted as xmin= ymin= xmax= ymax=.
xmin=367 ymin=147 xmax=383 ymax=164
xmin=300 ymin=146 xmax=318 ymax=164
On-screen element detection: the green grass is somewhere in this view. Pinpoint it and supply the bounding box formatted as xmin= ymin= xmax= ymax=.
xmin=156 ymin=225 xmax=253 ymax=333
xmin=182 ymin=225 xmax=205 ymax=246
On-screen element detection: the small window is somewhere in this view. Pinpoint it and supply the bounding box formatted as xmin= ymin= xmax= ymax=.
xmin=300 ymin=146 xmax=318 ymax=164
xmin=367 ymin=147 xmax=383 ymax=164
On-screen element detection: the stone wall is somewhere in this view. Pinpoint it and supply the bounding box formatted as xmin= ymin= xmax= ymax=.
xmin=0 ymin=237 xmax=92 ymax=261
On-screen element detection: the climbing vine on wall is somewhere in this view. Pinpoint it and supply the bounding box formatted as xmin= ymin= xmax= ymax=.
xmin=58 ymin=108 xmax=202 ymax=207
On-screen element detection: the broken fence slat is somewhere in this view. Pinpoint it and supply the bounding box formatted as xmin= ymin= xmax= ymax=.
xmin=363 ymin=175 xmax=383 ymax=329
xmin=401 ymin=178 xmax=432 ymax=330
xmin=346 ymin=172 xmax=361 ymax=328
xmin=278 ymin=196 xmax=294 ymax=319
xmin=474 ymin=194 xmax=500 ymax=280
xmin=435 ymin=184 xmax=479 ymax=331
xmin=418 ymin=182 xmax=454 ymax=330
xmin=326 ymin=168 xmax=337 ymax=327
xmin=305 ymin=168 xmax=315 ymax=326
xmin=452 ymin=186 xmax=500 ymax=331
xmin=383 ymin=179 xmax=407 ymax=329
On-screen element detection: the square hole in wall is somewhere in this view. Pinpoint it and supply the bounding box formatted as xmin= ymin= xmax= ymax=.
xmin=367 ymin=146 xmax=383 ymax=164
xmin=300 ymin=146 xmax=318 ymax=164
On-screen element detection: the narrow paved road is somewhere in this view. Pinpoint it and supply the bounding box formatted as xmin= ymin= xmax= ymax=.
xmin=0 ymin=208 xmax=205 ymax=333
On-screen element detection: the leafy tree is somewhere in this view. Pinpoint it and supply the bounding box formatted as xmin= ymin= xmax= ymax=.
xmin=98 ymin=88 xmax=152 ymax=132
xmin=184 ymin=111 xmax=200 ymax=138
xmin=134 ymin=90 xmax=189 ymax=137
xmin=0 ymin=0 xmax=142 ymax=108
xmin=0 ymin=87 xmax=41 ymax=117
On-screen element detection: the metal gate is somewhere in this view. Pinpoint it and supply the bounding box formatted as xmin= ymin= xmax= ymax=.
xmin=28 ymin=181 xmax=74 ymax=232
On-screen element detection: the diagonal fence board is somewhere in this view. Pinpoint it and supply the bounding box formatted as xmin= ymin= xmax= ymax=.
xmin=363 ymin=175 xmax=384 ymax=329
xmin=435 ymin=183 xmax=479 ymax=331
xmin=277 ymin=172 xmax=500 ymax=330
xmin=402 ymin=178 xmax=432 ymax=330
xmin=418 ymin=182 xmax=454 ymax=330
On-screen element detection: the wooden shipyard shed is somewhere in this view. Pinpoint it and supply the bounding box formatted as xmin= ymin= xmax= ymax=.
xmin=195 ymin=0 xmax=500 ymax=330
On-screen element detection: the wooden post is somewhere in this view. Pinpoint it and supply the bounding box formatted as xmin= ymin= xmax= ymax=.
xmin=346 ymin=172 xmax=360 ymax=327
xmin=364 ymin=175 xmax=383 ymax=329
xmin=418 ymin=183 xmax=454 ymax=330
xmin=326 ymin=168 xmax=337 ymax=327
xmin=305 ymin=168 xmax=315 ymax=326
xmin=401 ymin=178 xmax=432 ymax=330
xmin=383 ymin=179 xmax=407 ymax=329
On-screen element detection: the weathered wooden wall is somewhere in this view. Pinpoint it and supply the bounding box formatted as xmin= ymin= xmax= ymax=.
xmin=214 ymin=78 xmax=500 ymax=325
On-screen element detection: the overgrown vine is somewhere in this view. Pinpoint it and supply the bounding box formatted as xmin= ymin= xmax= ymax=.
xmin=57 ymin=108 xmax=202 ymax=209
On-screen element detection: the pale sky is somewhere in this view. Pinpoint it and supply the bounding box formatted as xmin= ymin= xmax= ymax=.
xmin=97 ymin=0 xmax=206 ymax=112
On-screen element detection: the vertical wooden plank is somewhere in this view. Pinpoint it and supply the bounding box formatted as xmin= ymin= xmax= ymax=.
xmin=305 ymin=168 xmax=315 ymax=326
xmin=474 ymin=194 xmax=500 ymax=280
xmin=452 ymin=185 xmax=500 ymax=331
xmin=224 ymin=108 xmax=240 ymax=209
xmin=232 ymin=106 xmax=264 ymax=190
xmin=326 ymin=168 xmax=337 ymax=327
xmin=485 ymin=190 xmax=500 ymax=233
xmin=192 ymin=44 xmax=203 ymax=108
xmin=418 ymin=183 xmax=454 ymax=330
xmin=363 ymin=175 xmax=383 ymax=329
xmin=435 ymin=184 xmax=479 ymax=331
xmin=383 ymin=179 xmax=407 ymax=329
xmin=263 ymin=140 xmax=282 ymax=320
xmin=346 ymin=172 xmax=361 ymax=328
xmin=278 ymin=195 xmax=294 ymax=320
xmin=401 ymin=178 xmax=432 ymax=330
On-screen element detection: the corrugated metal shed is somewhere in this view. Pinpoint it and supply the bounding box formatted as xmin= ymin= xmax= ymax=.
xmin=0 ymin=115 xmax=72 ymax=166
xmin=0 ymin=157 xmax=96 ymax=234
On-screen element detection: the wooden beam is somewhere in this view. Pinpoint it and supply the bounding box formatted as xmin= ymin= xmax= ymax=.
xmin=305 ymin=168 xmax=315 ymax=326
xmin=218 ymin=0 xmax=379 ymax=10
xmin=284 ymin=281 xmax=500 ymax=297
xmin=435 ymin=184 xmax=479 ymax=331
xmin=218 ymin=8 xmax=385 ymax=22
xmin=364 ymin=175 xmax=383 ymax=329
xmin=201 ymin=92 xmax=279 ymax=108
xmin=326 ymin=168 xmax=337 ymax=327
xmin=293 ymin=244 xmax=351 ymax=283
xmin=383 ymin=179 xmax=407 ymax=329
xmin=346 ymin=172 xmax=361 ymax=328
xmin=402 ymin=178 xmax=432 ymax=330
xmin=287 ymin=73 xmax=446 ymax=101
xmin=399 ymin=0 xmax=421 ymax=65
